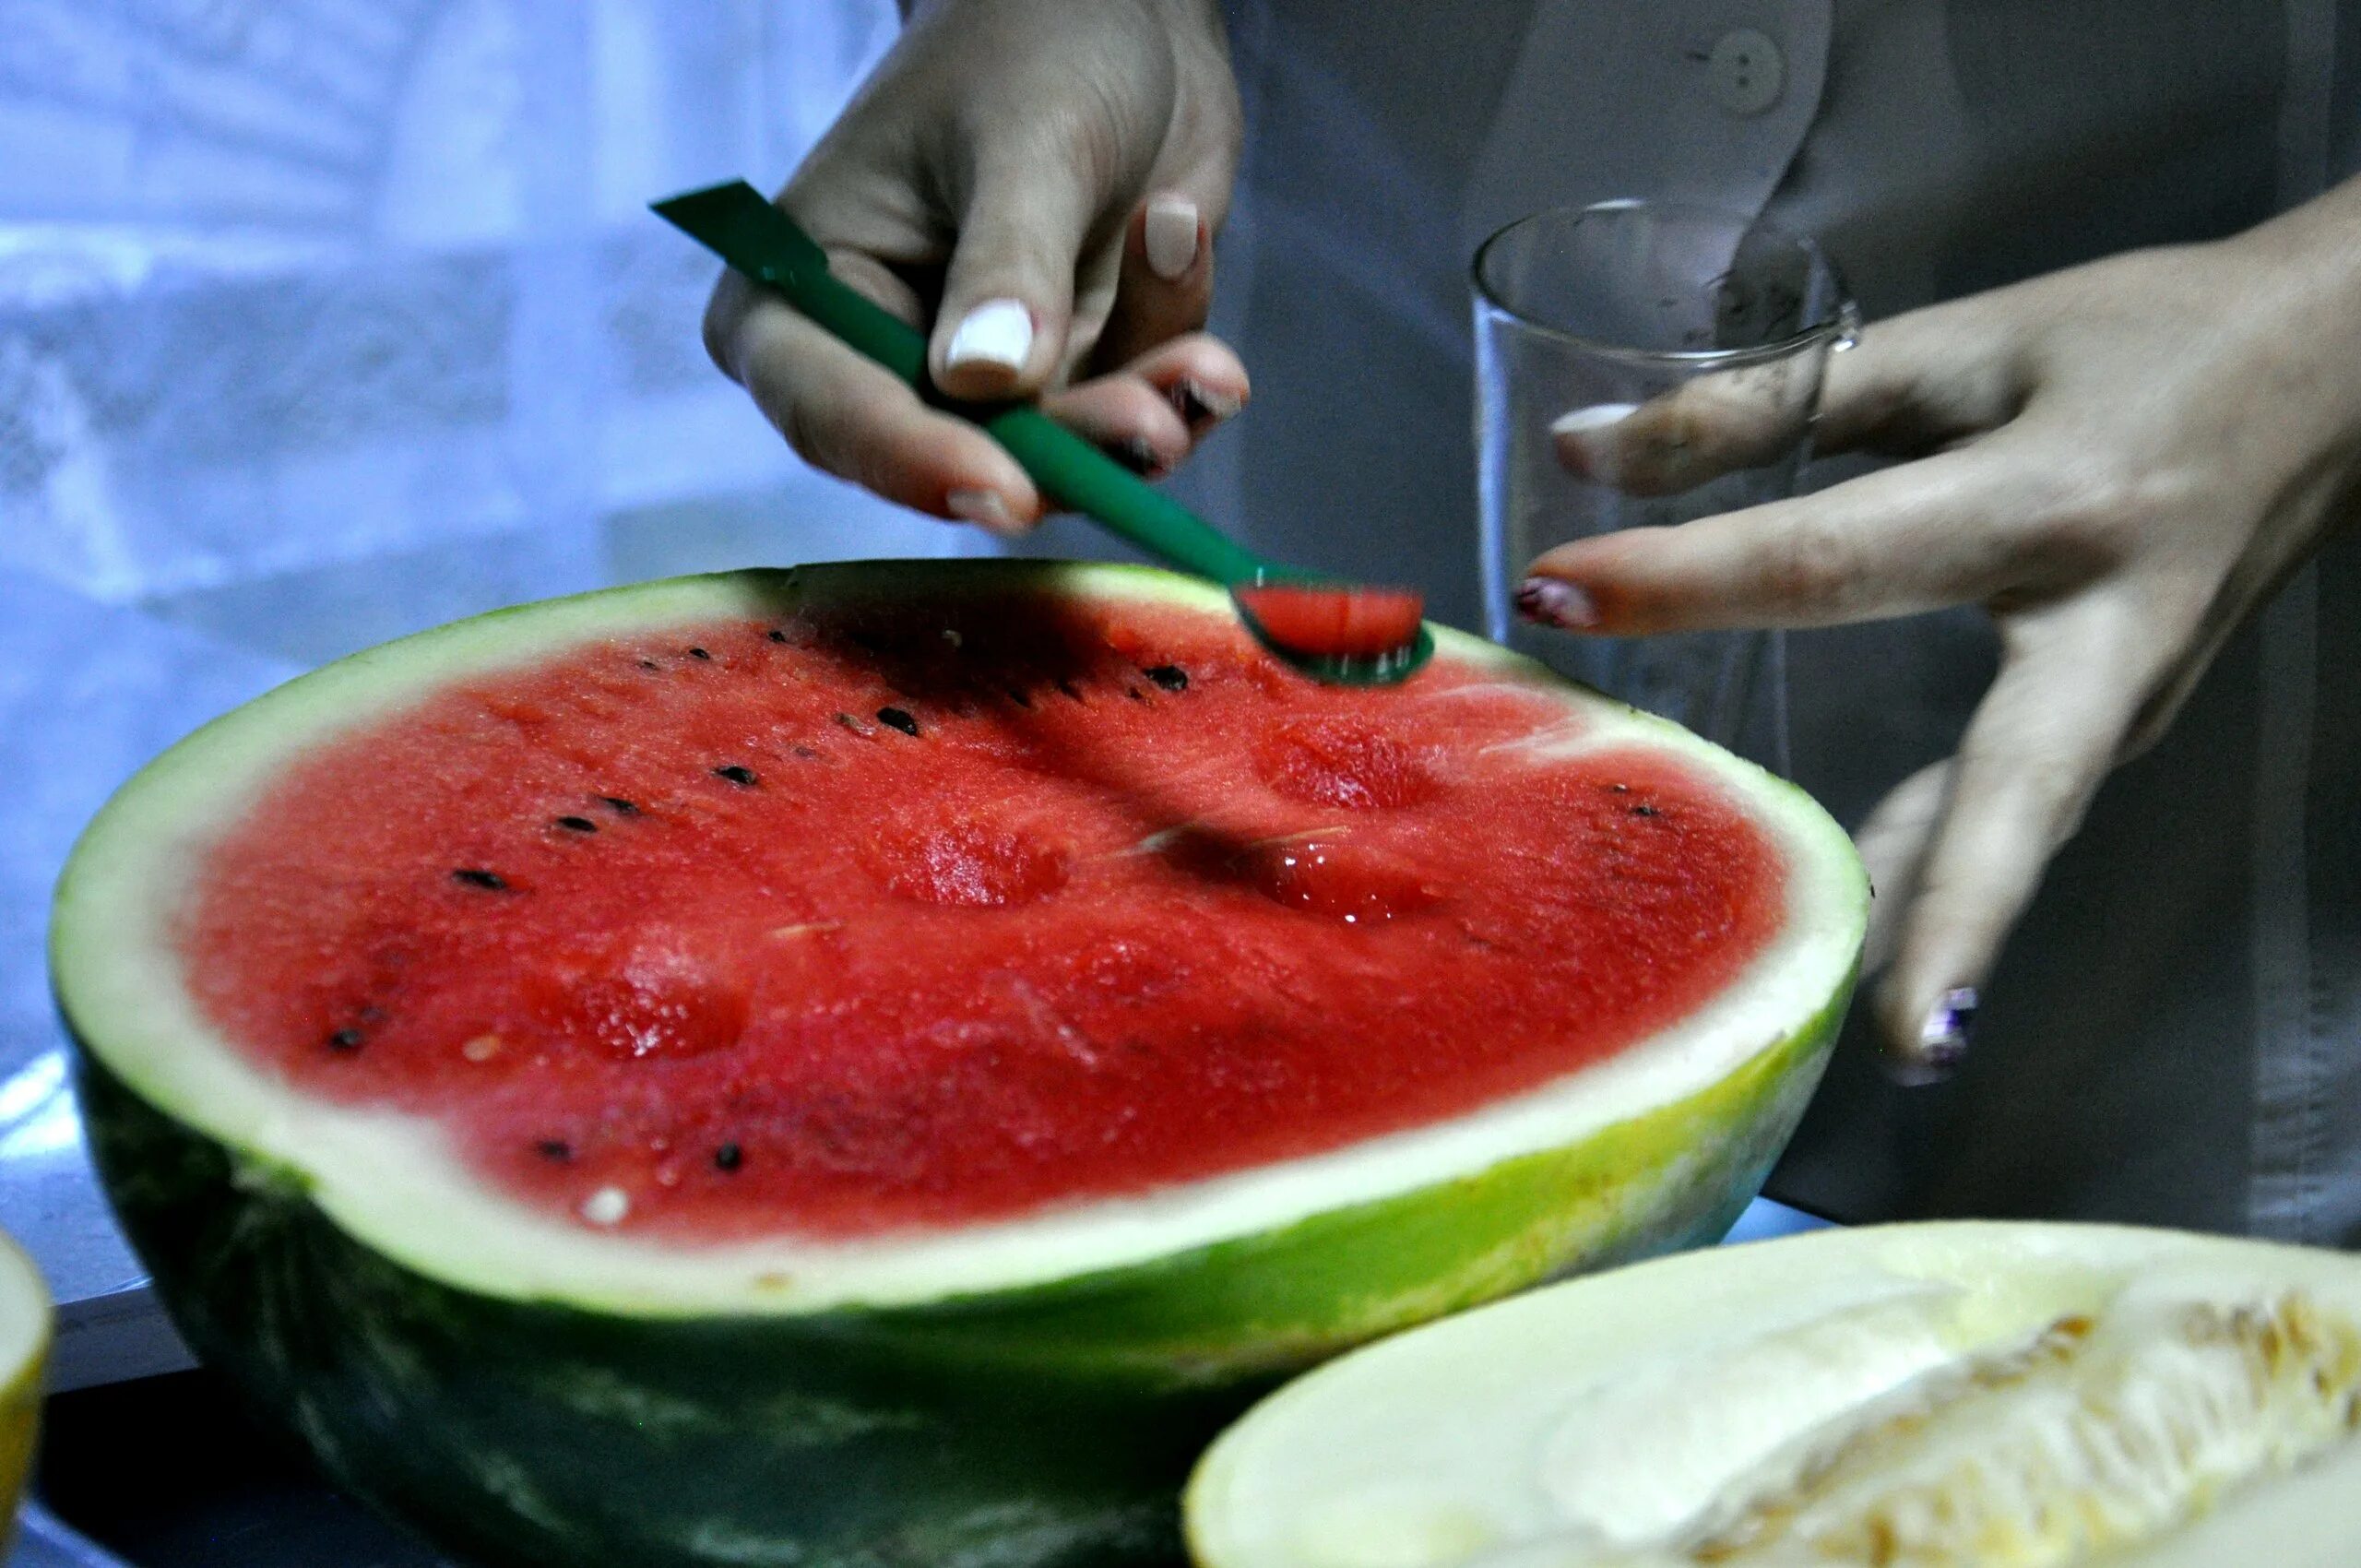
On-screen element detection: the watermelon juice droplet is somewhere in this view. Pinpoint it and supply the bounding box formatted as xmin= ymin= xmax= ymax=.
xmin=1230 ymin=583 xmax=1425 ymax=660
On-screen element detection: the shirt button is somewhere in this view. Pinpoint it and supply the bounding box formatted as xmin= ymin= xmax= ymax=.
xmin=1707 ymin=29 xmax=1785 ymax=116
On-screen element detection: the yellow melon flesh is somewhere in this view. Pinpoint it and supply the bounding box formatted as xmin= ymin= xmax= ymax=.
xmin=0 ymin=1232 xmax=49 ymax=1549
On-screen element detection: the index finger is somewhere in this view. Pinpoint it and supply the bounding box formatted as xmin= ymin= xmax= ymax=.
xmin=708 ymin=275 xmax=1042 ymax=534
xmin=1521 ymin=447 xmax=2041 ymax=635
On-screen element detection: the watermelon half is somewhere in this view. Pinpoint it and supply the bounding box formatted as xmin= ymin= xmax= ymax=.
xmin=52 ymin=561 xmax=1865 ymax=1568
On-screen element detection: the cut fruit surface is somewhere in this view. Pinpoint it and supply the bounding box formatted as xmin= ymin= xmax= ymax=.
xmin=175 ymin=585 xmax=1775 ymax=1242
xmin=1186 ymin=1222 xmax=2361 ymax=1568
xmin=54 ymin=561 xmax=1865 ymax=1568
xmin=1230 ymin=583 xmax=1428 ymax=659
xmin=0 ymin=1231 xmax=50 ymax=1551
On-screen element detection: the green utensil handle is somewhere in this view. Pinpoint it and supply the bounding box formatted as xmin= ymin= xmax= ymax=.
xmin=654 ymin=182 xmax=1271 ymax=587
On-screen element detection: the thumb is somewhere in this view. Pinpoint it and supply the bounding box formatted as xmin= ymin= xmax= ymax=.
xmin=931 ymin=160 xmax=1098 ymax=401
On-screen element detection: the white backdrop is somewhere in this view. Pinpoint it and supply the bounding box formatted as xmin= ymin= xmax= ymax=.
xmin=0 ymin=0 xmax=1014 ymax=1343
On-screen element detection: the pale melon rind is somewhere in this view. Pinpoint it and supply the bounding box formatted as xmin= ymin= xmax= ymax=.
xmin=0 ymin=1232 xmax=49 ymax=1555
xmin=56 ymin=561 xmax=1865 ymax=1568
xmin=1183 ymin=1221 xmax=2361 ymax=1568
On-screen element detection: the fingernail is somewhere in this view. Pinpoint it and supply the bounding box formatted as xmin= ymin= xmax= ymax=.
xmin=1889 ymin=987 xmax=1978 ymax=1087
xmin=945 ymin=487 xmax=1024 ymax=538
xmin=945 ymin=298 xmax=1033 ymax=374
xmin=1550 ymin=402 xmax=1640 ymax=484
xmin=1175 ymin=378 xmax=1242 ymax=427
xmin=1144 ymin=195 xmax=1201 ymax=281
xmin=1105 ymin=434 xmax=1168 ymax=478
xmin=1515 ymin=576 xmax=1597 ymax=630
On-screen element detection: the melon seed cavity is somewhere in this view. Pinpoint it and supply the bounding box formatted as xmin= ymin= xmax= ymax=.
xmin=876 ymin=707 xmax=919 ymax=737
xmin=1144 ymin=664 xmax=1189 ymax=691
xmin=712 ymin=766 xmax=758 ymax=787
xmin=714 ymin=1143 xmax=743 ymax=1172
xmin=452 ymin=868 xmax=508 ymax=891
xmin=553 ymin=816 xmax=598 ymax=834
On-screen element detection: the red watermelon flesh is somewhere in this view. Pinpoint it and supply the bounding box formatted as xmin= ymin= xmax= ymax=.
xmin=1228 ymin=583 xmax=1427 ymax=659
xmin=179 ymin=588 xmax=1781 ymax=1241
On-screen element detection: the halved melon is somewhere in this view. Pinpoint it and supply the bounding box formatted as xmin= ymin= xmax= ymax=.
xmin=1188 ymin=1222 xmax=2361 ymax=1568
xmin=0 ymin=1233 xmax=48 ymax=1553
xmin=53 ymin=562 xmax=1864 ymax=1567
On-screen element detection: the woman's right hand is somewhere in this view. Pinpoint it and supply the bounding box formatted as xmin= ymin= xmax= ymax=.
xmin=704 ymin=0 xmax=1250 ymax=536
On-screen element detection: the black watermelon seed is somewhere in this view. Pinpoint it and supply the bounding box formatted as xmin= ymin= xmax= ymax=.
xmin=689 ymin=647 xmax=712 ymax=661
xmin=876 ymin=707 xmax=919 ymax=737
xmin=1144 ymin=665 xmax=1189 ymax=692
xmin=1056 ymin=678 xmax=1085 ymax=703
xmin=1630 ymin=804 xmax=1658 ymax=817
xmin=714 ymin=1143 xmax=743 ymax=1172
xmin=599 ymin=795 xmax=640 ymax=815
xmin=767 ymin=629 xmax=789 ymax=644
xmin=453 ymin=868 xmax=508 ymax=891
xmin=713 ymin=765 xmax=758 ymax=787
xmin=326 ymin=1028 xmax=364 ymax=1052
xmin=1006 ymin=687 xmax=1032 ymax=708
xmin=554 ymin=815 xmax=599 ymax=834
xmin=638 ymin=659 xmax=660 ymax=671
xmin=536 ymin=1140 xmax=574 ymax=1162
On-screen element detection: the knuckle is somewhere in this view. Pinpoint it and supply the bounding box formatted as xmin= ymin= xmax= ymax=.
xmin=1754 ymin=513 xmax=1860 ymax=613
xmin=2023 ymin=457 xmax=2189 ymax=577
xmin=777 ymin=399 xmax=836 ymax=474
xmin=700 ymin=278 xmax=753 ymax=382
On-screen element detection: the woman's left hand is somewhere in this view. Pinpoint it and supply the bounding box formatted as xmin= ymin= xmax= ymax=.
xmin=1518 ymin=180 xmax=2361 ymax=1080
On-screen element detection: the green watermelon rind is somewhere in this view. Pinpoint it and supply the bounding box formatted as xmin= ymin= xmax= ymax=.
xmin=75 ymin=980 xmax=1845 ymax=1568
xmin=54 ymin=560 xmax=1864 ymax=1567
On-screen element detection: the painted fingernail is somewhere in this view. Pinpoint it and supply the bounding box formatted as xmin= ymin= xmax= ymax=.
xmin=1515 ymin=576 xmax=1597 ymax=630
xmin=945 ymin=298 xmax=1033 ymax=374
xmin=1144 ymin=195 xmax=1201 ymax=281
xmin=1550 ymin=402 xmax=1640 ymax=484
xmin=1890 ymin=987 xmax=1978 ymax=1087
xmin=1105 ymin=434 xmax=1168 ymax=478
xmin=945 ymin=487 xmax=1024 ymax=538
xmin=1175 ymin=378 xmax=1243 ymax=427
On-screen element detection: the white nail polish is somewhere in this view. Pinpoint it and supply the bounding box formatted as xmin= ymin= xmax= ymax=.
xmin=1550 ymin=402 xmax=1640 ymax=484
xmin=945 ymin=299 xmax=1033 ymax=374
xmin=945 ymin=488 xmax=1022 ymax=537
xmin=1144 ymin=196 xmax=1200 ymax=281
xmin=1550 ymin=402 xmax=1639 ymax=435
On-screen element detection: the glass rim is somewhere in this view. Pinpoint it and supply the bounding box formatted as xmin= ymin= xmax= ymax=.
xmin=1471 ymin=198 xmax=1855 ymax=369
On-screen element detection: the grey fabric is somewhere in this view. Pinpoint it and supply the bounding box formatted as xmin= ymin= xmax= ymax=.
xmin=1165 ymin=0 xmax=2360 ymax=1242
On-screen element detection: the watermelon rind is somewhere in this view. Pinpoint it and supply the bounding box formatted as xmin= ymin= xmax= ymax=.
xmin=54 ymin=561 xmax=1867 ymax=1567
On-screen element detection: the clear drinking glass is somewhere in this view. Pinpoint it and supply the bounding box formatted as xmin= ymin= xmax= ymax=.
xmin=1473 ymin=201 xmax=1857 ymax=769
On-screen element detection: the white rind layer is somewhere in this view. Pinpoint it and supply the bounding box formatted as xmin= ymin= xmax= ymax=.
xmin=53 ymin=563 xmax=1866 ymax=1314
